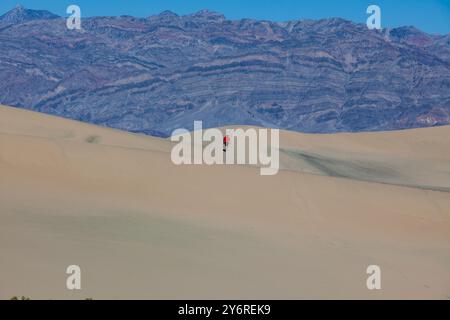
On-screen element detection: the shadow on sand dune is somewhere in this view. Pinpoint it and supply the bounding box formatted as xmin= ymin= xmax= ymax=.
xmin=281 ymin=148 xmax=450 ymax=193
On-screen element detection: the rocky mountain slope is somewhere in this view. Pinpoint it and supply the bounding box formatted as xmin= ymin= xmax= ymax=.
xmin=0 ymin=4 xmax=58 ymax=24
xmin=0 ymin=6 xmax=449 ymax=136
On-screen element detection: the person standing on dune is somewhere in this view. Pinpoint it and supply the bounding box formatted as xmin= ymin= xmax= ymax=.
xmin=223 ymin=134 xmax=230 ymax=152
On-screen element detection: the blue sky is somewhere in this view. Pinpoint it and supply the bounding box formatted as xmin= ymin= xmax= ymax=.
xmin=1 ymin=0 xmax=449 ymax=34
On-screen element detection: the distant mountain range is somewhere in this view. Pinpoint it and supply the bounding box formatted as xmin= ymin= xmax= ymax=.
xmin=1 ymin=5 xmax=449 ymax=136
xmin=0 ymin=4 xmax=58 ymax=24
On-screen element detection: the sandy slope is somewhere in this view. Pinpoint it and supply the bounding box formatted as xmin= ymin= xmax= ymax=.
xmin=0 ymin=105 xmax=449 ymax=299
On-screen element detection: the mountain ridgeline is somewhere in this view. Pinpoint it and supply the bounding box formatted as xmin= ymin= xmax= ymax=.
xmin=1 ymin=6 xmax=449 ymax=137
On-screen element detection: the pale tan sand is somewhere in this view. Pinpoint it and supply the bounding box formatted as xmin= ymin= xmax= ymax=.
xmin=0 ymin=105 xmax=449 ymax=299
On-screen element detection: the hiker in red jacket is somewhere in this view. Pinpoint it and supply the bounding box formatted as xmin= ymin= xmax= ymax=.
xmin=223 ymin=134 xmax=230 ymax=152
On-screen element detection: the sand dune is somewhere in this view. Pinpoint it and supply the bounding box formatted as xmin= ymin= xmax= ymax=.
xmin=0 ymin=105 xmax=449 ymax=299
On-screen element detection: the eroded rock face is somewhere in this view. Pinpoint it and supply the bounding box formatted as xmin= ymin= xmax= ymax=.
xmin=1 ymin=7 xmax=449 ymax=136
